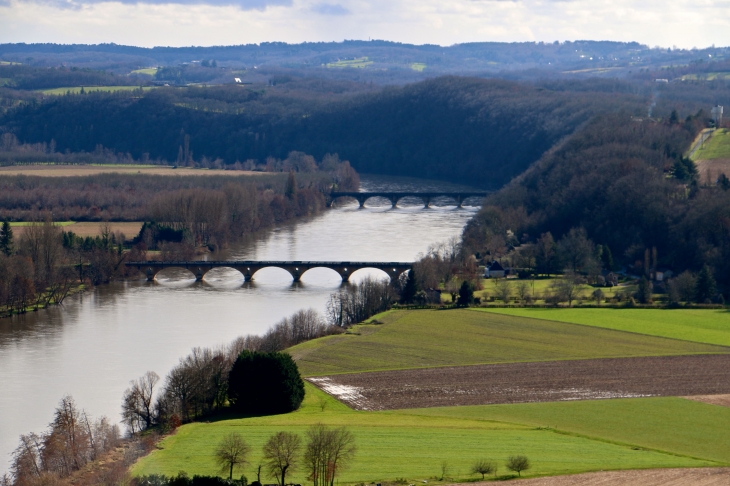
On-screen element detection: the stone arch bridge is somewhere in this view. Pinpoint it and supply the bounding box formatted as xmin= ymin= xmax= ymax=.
xmin=127 ymin=260 xmax=412 ymax=283
xmin=328 ymin=192 xmax=489 ymax=208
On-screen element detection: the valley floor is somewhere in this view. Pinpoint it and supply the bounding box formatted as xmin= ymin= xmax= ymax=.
xmin=133 ymin=308 xmax=730 ymax=482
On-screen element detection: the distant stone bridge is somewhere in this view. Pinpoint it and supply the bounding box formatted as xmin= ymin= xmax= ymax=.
xmin=127 ymin=260 xmax=412 ymax=282
xmin=327 ymin=192 xmax=489 ymax=208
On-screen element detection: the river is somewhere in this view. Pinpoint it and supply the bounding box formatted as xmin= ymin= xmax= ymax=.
xmin=0 ymin=175 xmax=480 ymax=473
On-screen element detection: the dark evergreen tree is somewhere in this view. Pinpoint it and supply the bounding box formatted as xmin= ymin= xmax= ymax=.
xmin=285 ymin=171 xmax=297 ymax=199
xmin=228 ymin=351 xmax=305 ymax=415
xmin=720 ymin=173 xmax=730 ymax=190
xmin=457 ymin=280 xmax=474 ymax=306
xmin=636 ymin=276 xmax=652 ymax=304
xmin=0 ymin=220 xmax=13 ymax=256
xmin=669 ymin=109 xmax=680 ymax=124
xmin=601 ymin=245 xmax=614 ymax=271
xmin=695 ymin=264 xmax=717 ymax=303
xmin=400 ymin=269 xmax=418 ymax=304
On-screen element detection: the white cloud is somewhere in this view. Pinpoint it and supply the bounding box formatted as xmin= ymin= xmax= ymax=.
xmin=0 ymin=0 xmax=729 ymax=48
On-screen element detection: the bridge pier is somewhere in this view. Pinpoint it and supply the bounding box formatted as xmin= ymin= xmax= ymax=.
xmin=389 ymin=196 xmax=399 ymax=208
xmin=282 ymin=265 xmax=308 ymax=282
xmin=422 ymin=196 xmax=431 ymax=208
xmin=190 ymin=266 xmax=211 ymax=281
xmin=144 ymin=266 xmax=162 ymax=281
xmin=357 ymin=196 xmax=366 ymax=208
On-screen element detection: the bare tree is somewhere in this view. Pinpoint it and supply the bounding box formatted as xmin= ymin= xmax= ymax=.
xmin=215 ymin=433 xmax=250 ymax=480
xmin=263 ymin=432 xmax=301 ymax=486
xmin=121 ymin=371 xmax=159 ymax=433
xmin=506 ymin=455 xmax=530 ymax=477
xmin=494 ymin=278 xmax=512 ymax=303
xmin=515 ymin=281 xmax=531 ymax=303
xmin=439 ymin=461 xmax=449 ymax=481
xmin=550 ymin=273 xmax=582 ymax=307
xmin=591 ymin=288 xmax=605 ymax=305
xmin=471 ymin=459 xmax=496 ymax=479
xmin=304 ymin=424 xmax=356 ymax=486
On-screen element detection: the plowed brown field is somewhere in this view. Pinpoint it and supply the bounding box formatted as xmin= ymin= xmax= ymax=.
xmin=447 ymin=467 xmax=730 ymax=485
xmin=308 ymin=354 xmax=730 ymax=410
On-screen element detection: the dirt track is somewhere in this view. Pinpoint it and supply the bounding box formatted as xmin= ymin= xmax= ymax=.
xmin=447 ymin=468 xmax=730 ymax=485
xmin=307 ymin=354 xmax=730 ymax=410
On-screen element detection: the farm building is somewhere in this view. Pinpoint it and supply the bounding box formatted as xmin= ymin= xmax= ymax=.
xmin=485 ymin=260 xmax=506 ymax=278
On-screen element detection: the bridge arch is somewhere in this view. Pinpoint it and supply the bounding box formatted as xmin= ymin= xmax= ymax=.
xmin=146 ymin=265 xmax=199 ymax=282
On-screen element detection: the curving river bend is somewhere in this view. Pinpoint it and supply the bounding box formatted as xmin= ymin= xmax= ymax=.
xmin=0 ymin=175 xmax=480 ymax=472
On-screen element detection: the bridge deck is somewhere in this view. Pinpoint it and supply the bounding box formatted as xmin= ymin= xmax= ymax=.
xmin=126 ymin=260 xmax=412 ymax=282
xmin=328 ymin=191 xmax=488 ymax=208
xmin=127 ymin=260 xmax=412 ymax=267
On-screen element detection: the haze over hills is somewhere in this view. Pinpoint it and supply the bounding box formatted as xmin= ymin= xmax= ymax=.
xmin=1 ymin=40 xmax=730 ymax=84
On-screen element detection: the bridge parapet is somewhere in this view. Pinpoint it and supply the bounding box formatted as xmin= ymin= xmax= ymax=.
xmin=127 ymin=260 xmax=412 ymax=283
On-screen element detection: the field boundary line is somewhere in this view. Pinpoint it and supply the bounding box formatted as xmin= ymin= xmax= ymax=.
xmin=470 ymin=308 xmax=730 ymax=348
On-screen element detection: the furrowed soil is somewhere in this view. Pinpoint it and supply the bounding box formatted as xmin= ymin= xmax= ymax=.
xmin=11 ymin=221 xmax=143 ymax=238
xmin=307 ymin=354 xmax=730 ymax=410
xmin=449 ymin=468 xmax=730 ymax=485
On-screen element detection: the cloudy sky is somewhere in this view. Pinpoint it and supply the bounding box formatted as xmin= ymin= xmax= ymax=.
xmin=0 ymin=0 xmax=728 ymax=48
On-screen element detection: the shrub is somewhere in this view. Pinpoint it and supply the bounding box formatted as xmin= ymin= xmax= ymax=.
xmin=228 ymin=351 xmax=305 ymax=415
xmin=505 ymin=455 xmax=530 ymax=477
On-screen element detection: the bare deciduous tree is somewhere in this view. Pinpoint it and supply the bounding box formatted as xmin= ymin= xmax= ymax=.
xmin=515 ymin=281 xmax=531 ymax=303
xmin=263 ymin=432 xmax=301 ymax=486
xmin=304 ymin=424 xmax=356 ymax=486
xmin=471 ymin=459 xmax=496 ymax=479
xmin=494 ymin=278 xmax=512 ymax=302
xmin=506 ymin=455 xmax=530 ymax=477
xmin=121 ymin=371 xmax=160 ymax=433
xmin=215 ymin=433 xmax=250 ymax=480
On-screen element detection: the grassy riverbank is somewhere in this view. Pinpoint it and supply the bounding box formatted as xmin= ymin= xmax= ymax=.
xmin=134 ymin=307 xmax=730 ymax=481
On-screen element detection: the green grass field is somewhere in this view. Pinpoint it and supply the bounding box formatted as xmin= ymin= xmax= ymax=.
xmin=403 ymin=397 xmax=730 ymax=464
xmin=325 ymin=57 xmax=373 ymax=68
xmin=131 ymin=67 xmax=158 ymax=76
xmin=8 ymin=221 xmax=75 ymax=227
xmin=290 ymin=309 xmax=729 ymax=376
xmin=693 ymin=128 xmax=730 ymax=160
xmin=410 ymin=63 xmax=427 ymax=72
xmin=132 ymin=385 xmax=720 ymax=481
xmin=680 ymin=72 xmax=730 ymax=81
xmin=477 ymin=308 xmax=730 ymax=347
xmin=39 ymin=86 xmax=156 ymax=95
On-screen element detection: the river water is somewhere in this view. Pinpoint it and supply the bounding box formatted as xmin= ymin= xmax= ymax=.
xmin=0 ymin=175 xmax=479 ymax=472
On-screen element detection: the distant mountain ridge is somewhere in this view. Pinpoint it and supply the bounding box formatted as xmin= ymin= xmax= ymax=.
xmin=1 ymin=40 xmax=725 ymax=82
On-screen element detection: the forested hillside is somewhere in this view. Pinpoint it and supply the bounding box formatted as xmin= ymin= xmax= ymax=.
xmin=0 ymin=77 xmax=645 ymax=188
xmin=463 ymin=110 xmax=730 ymax=284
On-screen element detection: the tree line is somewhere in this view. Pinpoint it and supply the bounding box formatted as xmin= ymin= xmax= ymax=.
xmin=0 ymin=76 xmax=648 ymax=188
xmin=0 ymin=219 xmax=131 ymax=316
xmin=0 ymin=152 xmax=358 ymax=223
